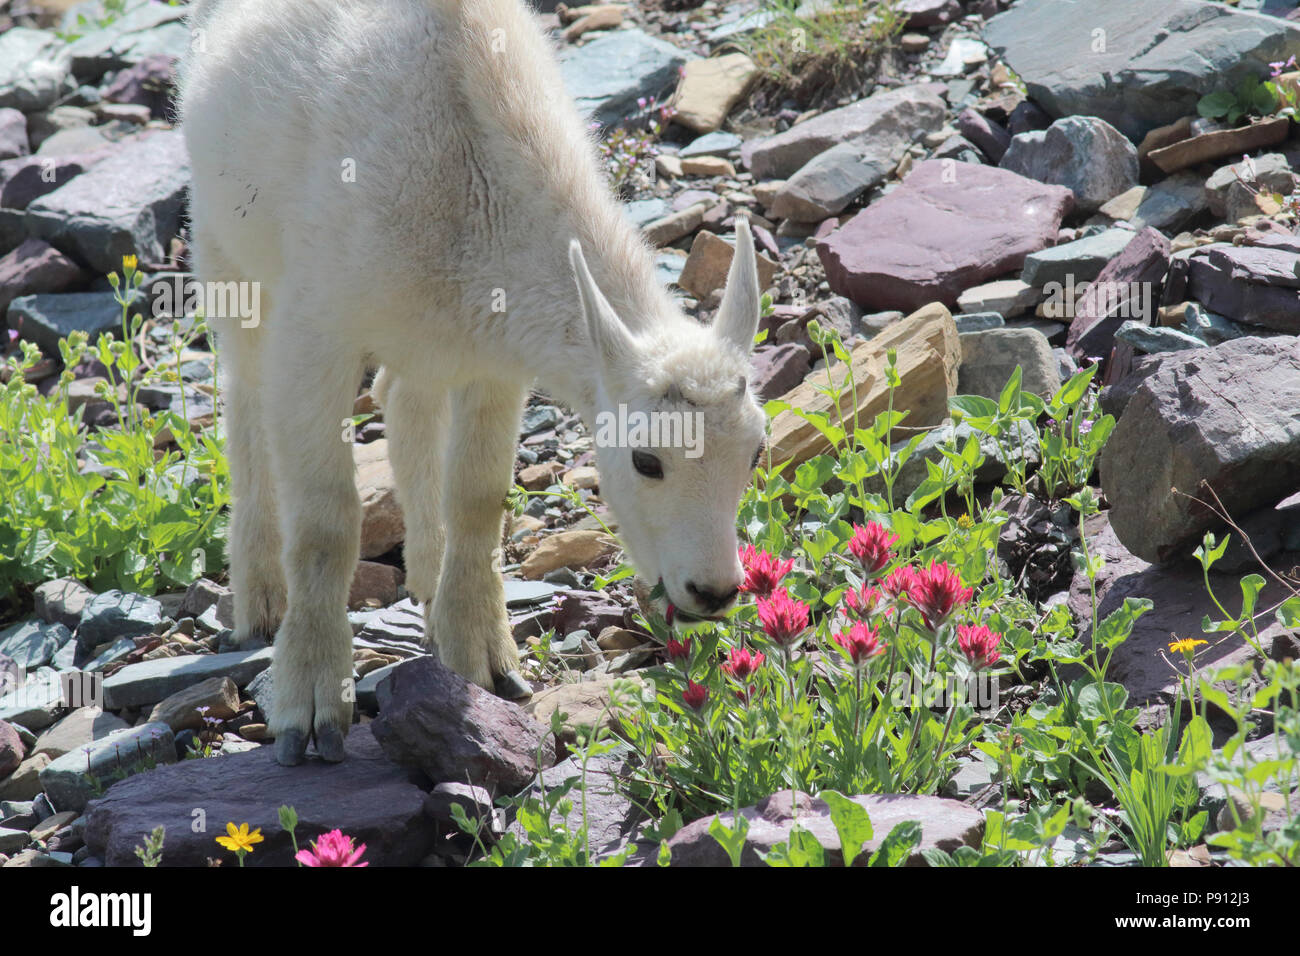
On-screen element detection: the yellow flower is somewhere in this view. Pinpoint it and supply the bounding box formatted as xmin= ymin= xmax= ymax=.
xmin=121 ymin=254 xmax=138 ymax=272
xmin=957 ymin=513 xmax=973 ymax=530
xmin=1168 ymin=638 xmax=1207 ymax=655
xmin=215 ymin=822 xmax=264 ymax=854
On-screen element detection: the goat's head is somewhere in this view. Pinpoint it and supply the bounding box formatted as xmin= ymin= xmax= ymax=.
xmin=568 ymin=220 xmax=766 ymax=622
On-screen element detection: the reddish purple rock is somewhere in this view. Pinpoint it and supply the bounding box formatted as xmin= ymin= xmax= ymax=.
xmin=1064 ymin=227 xmax=1170 ymax=362
xmin=750 ymin=342 xmax=810 ymax=401
xmin=0 ymin=719 xmax=23 ymax=778
xmin=956 ymin=107 xmax=1011 ymax=162
xmin=101 ymin=54 xmax=178 ymax=119
xmin=1186 ymin=242 xmax=1300 ymax=333
xmin=0 ymin=147 xmax=116 ymax=211
xmin=816 ymin=160 xmax=1072 ymax=312
xmin=0 ymin=238 xmax=87 ymax=315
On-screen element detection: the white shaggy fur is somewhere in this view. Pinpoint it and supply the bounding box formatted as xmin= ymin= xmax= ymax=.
xmin=177 ymin=0 xmax=766 ymax=764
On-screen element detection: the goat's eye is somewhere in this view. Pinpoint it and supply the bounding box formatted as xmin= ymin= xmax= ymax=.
xmin=632 ymin=450 xmax=663 ymax=479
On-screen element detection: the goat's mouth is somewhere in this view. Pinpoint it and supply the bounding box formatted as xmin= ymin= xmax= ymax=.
xmin=665 ymin=603 xmax=726 ymax=626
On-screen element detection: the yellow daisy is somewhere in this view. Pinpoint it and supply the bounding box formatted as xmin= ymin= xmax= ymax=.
xmin=121 ymin=254 xmax=138 ymax=272
xmin=1168 ymin=638 xmax=1207 ymax=655
xmin=215 ymin=822 xmax=264 ymax=854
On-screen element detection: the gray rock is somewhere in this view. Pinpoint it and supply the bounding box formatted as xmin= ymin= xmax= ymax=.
xmin=559 ymin=30 xmax=692 ymax=127
xmin=0 ymin=28 xmax=73 ymax=112
xmin=64 ymin=0 xmax=190 ymax=82
xmin=958 ymin=327 xmax=1062 ymax=401
xmin=510 ymin=752 xmax=646 ymax=856
xmin=6 ymin=292 xmax=122 ymax=356
xmin=623 ymin=198 xmax=670 ymax=230
xmin=1020 ymin=228 xmax=1135 ymax=289
xmin=1114 ymin=321 xmax=1206 ymax=354
xmin=0 ymin=669 xmax=66 ymax=731
xmin=769 ymin=141 xmax=893 ymax=221
xmin=0 ymin=620 xmax=72 ymax=671
xmin=1000 ymin=116 xmax=1138 ymax=214
xmin=83 ymin=724 xmax=434 ymax=865
xmin=680 ymin=131 xmax=743 ymax=158
xmin=372 ymin=656 xmax=554 ymax=792
xmin=101 ymin=647 xmax=273 ymax=710
xmin=0 ymin=149 xmax=115 ymax=211
xmin=1099 ymin=336 xmax=1300 ymax=564
xmin=933 ymin=38 xmax=988 ymax=78
xmin=75 ymin=590 xmax=164 ymax=660
xmin=32 ymin=707 xmax=131 ymax=760
xmin=929 ymin=133 xmax=983 ymax=165
xmin=741 ymin=83 xmax=947 ymax=181
xmin=1182 ymin=303 xmax=1251 ymax=345
xmin=40 ymin=721 xmax=176 ymax=813
xmin=953 ymin=311 xmax=1004 ymax=332
xmin=502 ymin=580 xmax=565 ymax=608
xmin=0 ymin=108 xmax=29 ymax=161
xmin=83 ymin=638 xmax=135 ymax=673
xmin=984 ymin=0 xmax=1300 ymax=141
xmin=1204 ymin=153 xmax=1295 ymax=218
xmin=25 ymin=129 xmax=190 ymax=273
xmin=957 ymin=278 xmax=1037 ymax=318
xmin=26 ymin=106 xmax=96 ymax=152
xmin=660 ymin=790 xmax=983 ymax=866
xmin=1131 ymin=172 xmax=1208 ymax=233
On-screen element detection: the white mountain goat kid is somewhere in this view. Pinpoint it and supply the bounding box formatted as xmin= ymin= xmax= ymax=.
xmin=178 ymin=0 xmax=767 ymax=765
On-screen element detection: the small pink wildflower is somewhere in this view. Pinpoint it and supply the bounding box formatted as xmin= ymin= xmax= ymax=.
xmin=756 ymin=587 xmax=809 ymax=646
xmin=294 ymin=829 xmax=368 ymax=867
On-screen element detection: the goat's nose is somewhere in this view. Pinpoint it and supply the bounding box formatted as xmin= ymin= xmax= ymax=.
xmin=686 ymin=581 xmax=740 ymax=614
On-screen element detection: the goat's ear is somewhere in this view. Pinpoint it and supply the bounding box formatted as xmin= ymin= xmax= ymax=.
xmin=570 ymin=239 xmax=635 ymax=367
xmin=713 ymin=217 xmax=761 ymax=355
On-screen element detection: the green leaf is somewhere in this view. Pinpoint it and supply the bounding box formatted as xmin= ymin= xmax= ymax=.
xmin=1277 ymin=595 xmax=1300 ymax=629
xmin=997 ymin=366 xmax=1024 ymax=415
xmin=821 ymin=790 xmax=874 ymax=867
xmin=949 ymin=394 xmax=999 ymax=420
xmin=868 ymin=820 xmax=922 ymax=867
xmin=1198 ymin=90 xmax=1237 ymax=118
xmin=1052 ymin=364 xmax=1098 ymax=409
xmin=708 ymin=813 xmax=750 ymax=867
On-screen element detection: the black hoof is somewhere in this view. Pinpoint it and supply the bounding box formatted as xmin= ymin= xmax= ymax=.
xmin=274 ymin=729 xmax=308 ymax=766
xmin=313 ymin=724 xmax=347 ymax=763
xmin=494 ymin=670 xmax=533 ymax=700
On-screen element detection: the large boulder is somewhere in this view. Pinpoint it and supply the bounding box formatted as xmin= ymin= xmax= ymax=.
xmin=0 ymin=28 xmax=72 ymax=112
xmin=1099 ymin=336 xmax=1300 ymax=565
xmin=741 ymin=83 xmax=947 ymax=181
xmin=25 ymin=129 xmax=189 ymax=273
xmin=1000 ymin=116 xmax=1138 ymax=214
xmin=817 ymin=161 xmax=1072 ymax=312
xmin=983 ymin=0 xmax=1300 ymax=141
xmin=83 ymin=725 xmax=435 ymax=865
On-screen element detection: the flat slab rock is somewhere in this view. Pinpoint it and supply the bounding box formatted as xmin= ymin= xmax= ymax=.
xmin=372 ymin=656 xmax=554 ymax=792
xmin=83 ymin=725 xmax=434 ymax=866
xmin=817 ymin=160 xmax=1072 ymax=313
xmin=659 ymin=790 xmax=983 ymax=866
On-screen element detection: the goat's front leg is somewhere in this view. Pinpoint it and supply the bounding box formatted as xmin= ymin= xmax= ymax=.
xmin=265 ymin=342 xmax=365 ymax=765
xmin=431 ymin=380 xmax=529 ymax=697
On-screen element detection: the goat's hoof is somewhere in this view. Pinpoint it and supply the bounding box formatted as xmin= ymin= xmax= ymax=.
xmin=313 ymin=724 xmax=347 ymax=763
xmin=274 ymin=729 xmax=309 ymax=766
xmin=494 ymin=670 xmax=532 ymax=700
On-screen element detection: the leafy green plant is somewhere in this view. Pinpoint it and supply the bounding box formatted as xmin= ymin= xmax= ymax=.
xmin=133 ymin=825 xmax=165 ymax=867
xmin=0 ymin=258 xmax=230 ymax=600
xmin=1197 ymin=64 xmax=1297 ymax=126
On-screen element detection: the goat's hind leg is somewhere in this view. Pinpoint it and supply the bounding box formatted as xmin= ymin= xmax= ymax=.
xmin=192 ymin=234 xmax=286 ymax=645
xmin=264 ymin=322 xmax=365 ymax=765
xmin=375 ymin=369 xmax=448 ymax=607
